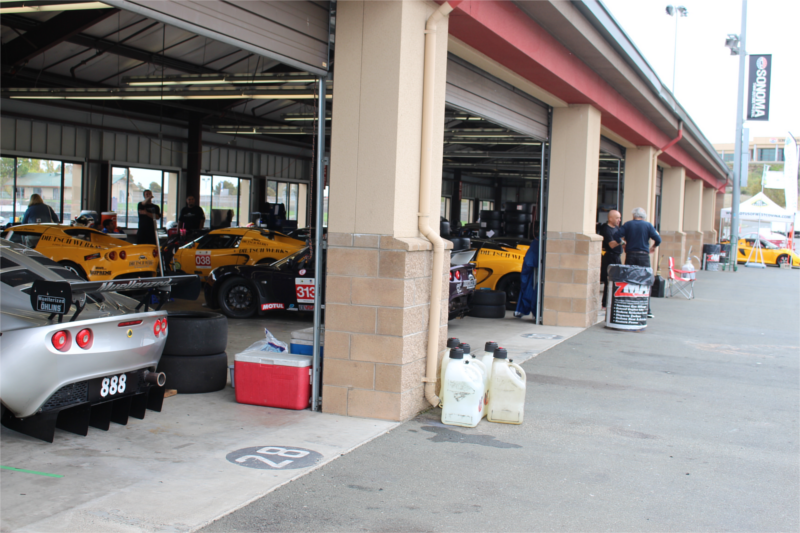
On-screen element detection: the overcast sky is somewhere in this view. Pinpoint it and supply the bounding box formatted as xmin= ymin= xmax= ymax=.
xmin=601 ymin=0 xmax=799 ymax=144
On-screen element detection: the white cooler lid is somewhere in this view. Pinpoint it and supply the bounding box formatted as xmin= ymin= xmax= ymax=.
xmin=234 ymin=350 xmax=312 ymax=367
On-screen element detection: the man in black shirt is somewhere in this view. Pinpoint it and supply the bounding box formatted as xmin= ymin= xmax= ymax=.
xmin=614 ymin=207 xmax=661 ymax=318
xmin=599 ymin=209 xmax=622 ymax=308
xmin=179 ymin=195 xmax=206 ymax=231
xmin=137 ymin=189 xmax=161 ymax=245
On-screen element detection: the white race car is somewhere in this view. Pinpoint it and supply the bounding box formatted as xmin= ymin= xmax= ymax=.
xmin=0 ymin=239 xmax=198 ymax=442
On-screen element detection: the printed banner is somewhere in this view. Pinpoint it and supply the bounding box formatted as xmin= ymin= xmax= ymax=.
xmin=746 ymin=55 xmax=772 ymax=121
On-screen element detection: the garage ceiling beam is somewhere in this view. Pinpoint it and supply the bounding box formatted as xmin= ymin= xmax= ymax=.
xmin=443 ymin=152 xmax=540 ymax=159
xmin=2 ymin=8 xmax=121 ymax=68
xmin=1 ymin=14 xmax=218 ymax=75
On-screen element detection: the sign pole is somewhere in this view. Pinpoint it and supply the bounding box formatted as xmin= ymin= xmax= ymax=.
xmin=730 ymin=0 xmax=748 ymax=272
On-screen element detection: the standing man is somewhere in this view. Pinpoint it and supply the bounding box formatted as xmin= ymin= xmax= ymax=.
xmin=137 ymin=189 xmax=161 ymax=245
xmin=513 ymin=234 xmax=539 ymax=319
xmin=599 ymin=209 xmax=623 ymax=308
xmin=179 ymin=195 xmax=206 ymax=231
xmin=613 ymin=207 xmax=660 ymax=318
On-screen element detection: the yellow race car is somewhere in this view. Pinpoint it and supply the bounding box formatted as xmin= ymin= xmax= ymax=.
xmin=470 ymin=237 xmax=530 ymax=309
xmin=172 ymin=227 xmax=306 ymax=280
xmin=734 ymin=237 xmax=800 ymax=267
xmin=1 ymin=224 xmax=159 ymax=280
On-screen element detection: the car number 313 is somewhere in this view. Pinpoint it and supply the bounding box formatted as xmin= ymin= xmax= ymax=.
xmin=295 ymin=278 xmax=315 ymax=303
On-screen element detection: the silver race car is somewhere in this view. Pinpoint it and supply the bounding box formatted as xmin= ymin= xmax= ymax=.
xmin=0 ymin=239 xmax=199 ymax=442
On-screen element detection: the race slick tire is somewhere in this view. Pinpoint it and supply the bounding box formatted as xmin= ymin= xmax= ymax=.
xmin=480 ymin=210 xmax=501 ymax=221
xmin=449 ymin=237 xmax=468 ymax=251
xmin=481 ymin=220 xmax=502 ymax=230
xmin=504 ymin=233 xmax=526 ymax=239
xmin=59 ymin=260 xmax=87 ymax=280
xmin=497 ymin=273 xmax=522 ymax=310
xmin=468 ymin=304 xmax=506 ymax=319
xmin=163 ymin=312 xmax=228 ymax=356
xmin=157 ymin=353 xmax=228 ymax=394
xmin=218 ymin=277 xmax=259 ymax=319
xmin=504 ymin=223 xmax=527 ymax=234
xmin=504 ymin=213 xmax=532 ymax=223
xmin=776 ymin=254 xmax=789 ymax=266
xmin=471 ymin=289 xmax=506 ymax=307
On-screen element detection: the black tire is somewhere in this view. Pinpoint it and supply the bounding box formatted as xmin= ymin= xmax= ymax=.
xmin=504 ymin=213 xmax=532 ymax=223
xmin=59 ymin=261 xmax=87 ymax=280
xmin=218 ymin=277 xmax=259 ymax=319
xmin=505 ymin=202 xmax=533 ymax=213
xmin=496 ymin=272 xmax=522 ymax=310
xmin=440 ymin=220 xmax=451 ymax=236
xmin=449 ymin=237 xmax=466 ymax=251
xmin=256 ymin=257 xmax=278 ymax=265
xmin=472 ymin=289 xmax=506 ymax=306
xmin=157 ymin=353 xmax=228 ymax=394
xmin=480 ymin=210 xmax=501 ymax=221
xmin=504 ymin=233 xmax=526 ymax=239
xmin=480 ymin=220 xmax=502 ymax=230
xmin=163 ymin=311 xmax=228 ymax=356
xmin=504 ymin=223 xmax=527 ymax=234
xmin=468 ymin=304 xmax=506 ymax=319
xmin=776 ymin=254 xmax=789 ymax=266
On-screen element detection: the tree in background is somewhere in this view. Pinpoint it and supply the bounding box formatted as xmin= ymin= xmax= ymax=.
xmin=149 ymin=181 xmax=163 ymax=193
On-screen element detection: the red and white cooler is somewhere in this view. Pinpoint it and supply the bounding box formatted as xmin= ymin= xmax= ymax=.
xmin=234 ymin=351 xmax=312 ymax=410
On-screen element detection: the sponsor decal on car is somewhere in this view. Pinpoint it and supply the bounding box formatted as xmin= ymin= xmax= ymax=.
xmin=195 ymin=250 xmax=212 ymax=267
xmin=91 ymin=268 xmax=112 ymax=276
xmin=84 ymin=253 xmax=101 ymax=261
xmin=128 ymin=260 xmax=154 ymax=267
xmin=261 ymin=303 xmax=285 ymax=310
xmin=299 ymin=304 xmax=315 ymax=311
xmin=39 ymin=234 xmax=98 ymax=248
xmin=295 ymin=278 xmax=315 ymax=303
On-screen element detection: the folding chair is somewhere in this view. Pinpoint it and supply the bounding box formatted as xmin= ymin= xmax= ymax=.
xmin=667 ymin=257 xmax=695 ymax=299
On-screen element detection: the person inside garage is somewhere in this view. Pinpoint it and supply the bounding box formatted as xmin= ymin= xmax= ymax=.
xmin=599 ymin=209 xmax=623 ymax=308
xmin=613 ymin=207 xmax=660 ymax=318
xmin=137 ymin=189 xmax=161 ymax=245
xmin=513 ymin=232 xmax=539 ymax=319
xmin=179 ymin=195 xmax=205 ymax=231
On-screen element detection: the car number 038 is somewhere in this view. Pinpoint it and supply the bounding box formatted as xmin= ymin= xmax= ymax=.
xmin=195 ymin=250 xmax=212 ymax=267
xmin=295 ymin=277 xmax=315 ymax=303
xmin=100 ymin=374 xmax=127 ymax=398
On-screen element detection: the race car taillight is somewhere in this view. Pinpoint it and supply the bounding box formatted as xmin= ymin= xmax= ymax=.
xmin=52 ymin=330 xmax=71 ymax=352
xmin=119 ymin=250 xmax=127 ymax=260
xmin=108 ymin=251 xmax=117 ymax=260
xmin=455 ymin=270 xmax=461 ymax=280
xmin=154 ymin=320 xmax=162 ymax=336
xmin=449 ymin=271 xmax=454 ymax=282
xmin=118 ymin=320 xmax=143 ymax=327
xmin=160 ymin=317 xmax=168 ymax=334
xmin=152 ymin=248 xmax=158 ymax=258
xmin=76 ymin=328 xmax=93 ymax=349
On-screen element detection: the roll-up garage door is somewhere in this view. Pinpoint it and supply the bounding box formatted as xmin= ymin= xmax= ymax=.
xmin=600 ymin=136 xmax=625 ymax=159
xmin=103 ymin=0 xmax=330 ymax=75
xmin=445 ymin=55 xmax=549 ymax=141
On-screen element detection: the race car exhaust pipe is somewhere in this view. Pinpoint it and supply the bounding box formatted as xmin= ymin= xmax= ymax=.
xmin=144 ymin=371 xmax=166 ymax=387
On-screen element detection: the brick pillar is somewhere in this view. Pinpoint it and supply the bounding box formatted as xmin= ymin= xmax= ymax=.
xmin=683 ymin=178 xmax=704 ymax=268
xmin=321 ymin=0 xmax=450 ymax=421
xmin=622 ymin=146 xmax=659 ymax=266
xmin=542 ymin=104 xmax=603 ymax=327
xmin=659 ymin=167 xmax=686 ymax=265
xmin=702 ymin=186 xmax=718 ymax=245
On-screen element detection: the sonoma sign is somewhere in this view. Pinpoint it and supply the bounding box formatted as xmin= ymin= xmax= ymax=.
xmin=746 ymin=54 xmax=772 ymax=121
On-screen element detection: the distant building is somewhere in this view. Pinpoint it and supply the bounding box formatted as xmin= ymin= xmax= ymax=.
xmin=714 ymin=136 xmax=800 ymax=165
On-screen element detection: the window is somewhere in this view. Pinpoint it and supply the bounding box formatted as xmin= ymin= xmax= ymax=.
xmin=440 ymin=197 xmax=451 ymax=219
xmin=266 ymin=179 xmax=305 ymax=225
xmin=777 ymin=148 xmax=785 ymax=162
xmin=480 ymin=200 xmax=494 ymax=211
xmin=3 ymin=231 xmax=42 ymax=248
xmin=757 ymin=148 xmax=776 ymax=161
xmin=195 ymin=233 xmax=241 ymax=249
xmin=200 ymin=175 xmax=252 ymax=228
xmin=460 ymin=199 xmax=473 ymax=224
xmin=722 ymin=153 xmax=734 ymax=162
xmin=0 ymin=156 xmax=82 ymax=223
xmin=112 ymin=166 xmax=178 ymax=229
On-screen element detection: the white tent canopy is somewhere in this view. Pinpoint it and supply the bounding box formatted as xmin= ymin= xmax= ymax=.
xmin=720 ymin=192 xmax=795 ymax=223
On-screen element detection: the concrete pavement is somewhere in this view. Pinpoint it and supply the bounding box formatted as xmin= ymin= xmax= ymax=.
xmin=202 ymin=267 xmax=800 ymax=532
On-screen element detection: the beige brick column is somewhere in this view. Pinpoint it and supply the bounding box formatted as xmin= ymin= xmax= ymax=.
xmin=659 ymin=166 xmax=686 ymax=265
xmin=702 ymin=186 xmax=718 ymax=244
xmin=321 ymin=0 xmax=450 ymax=421
xmin=543 ymin=104 xmax=603 ymax=328
xmin=621 ymin=146 xmax=659 ymax=268
xmin=683 ymin=178 xmax=704 ymax=267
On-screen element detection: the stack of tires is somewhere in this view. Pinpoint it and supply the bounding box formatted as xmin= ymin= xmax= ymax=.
xmin=479 ymin=210 xmax=502 ymax=238
xmin=503 ymin=202 xmax=534 ymax=238
xmin=441 ymin=218 xmax=471 ymax=251
xmin=468 ymin=290 xmax=506 ymax=318
xmin=157 ymin=312 xmax=229 ymax=394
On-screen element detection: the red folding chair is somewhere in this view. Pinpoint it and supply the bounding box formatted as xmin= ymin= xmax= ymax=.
xmin=667 ymin=257 xmax=695 ymax=299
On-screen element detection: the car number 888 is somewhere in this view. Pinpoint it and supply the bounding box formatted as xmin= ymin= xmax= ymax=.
xmin=100 ymin=374 xmax=127 ymax=397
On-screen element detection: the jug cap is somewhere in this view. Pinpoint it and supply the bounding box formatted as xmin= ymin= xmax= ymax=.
xmin=484 ymin=341 xmax=498 ymax=352
xmin=493 ymin=347 xmax=508 ymax=359
xmin=458 ymin=343 xmax=471 ymax=355
xmin=448 ymin=348 xmax=464 ymax=359
xmin=446 ymin=338 xmax=461 ymax=348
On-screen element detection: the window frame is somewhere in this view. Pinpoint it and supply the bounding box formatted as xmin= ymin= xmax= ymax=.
xmin=110 ymin=162 xmax=181 ymax=230
xmin=199 ymin=172 xmax=253 ymax=228
xmin=266 ymin=179 xmax=302 ymax=222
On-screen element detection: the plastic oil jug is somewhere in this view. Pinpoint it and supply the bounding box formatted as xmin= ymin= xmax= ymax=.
xmin=439 ymin=338 xmax=461 ymax=405
xmin=441 ymin=343 xmax=486 ymax=406
xmin=487 ymin=348 xmax=526 ymax=425
xmin=441 ymin=348 xmax=485 ymax=428
xmin=480 ymin=341 xmax=498 ymax=417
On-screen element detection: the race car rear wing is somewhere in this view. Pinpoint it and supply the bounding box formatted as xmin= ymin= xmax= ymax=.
xmin=30 ymin=274 xmax=201 ymax=322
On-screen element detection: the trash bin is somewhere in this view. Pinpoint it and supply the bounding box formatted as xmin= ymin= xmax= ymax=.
xmin=605 ymin=264 xmax=654 ymax=331
xmin=703 ymin=244 xmax=721 ymax=271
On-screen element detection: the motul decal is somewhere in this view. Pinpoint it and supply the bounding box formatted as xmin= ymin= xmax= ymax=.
xmin=261 ymin=303 xmax=285 ymax=310
xmin=614 ymin=282 xmax=649 ymax=298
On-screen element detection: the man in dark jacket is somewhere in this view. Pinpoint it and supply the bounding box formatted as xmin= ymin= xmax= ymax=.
xmin=179 ymin=195 xmax=205 ymax=231
xmin=598 ymin=209 xmax=623 ymax=308
xmin=613 ymin=207 xmax=661 ymax=318
xmin=136 ymin=189 xmax=161 ymax=245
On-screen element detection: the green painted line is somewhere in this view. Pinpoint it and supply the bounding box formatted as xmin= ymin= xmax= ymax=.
xmin=1 ymin=465 xmax=63 ymax=478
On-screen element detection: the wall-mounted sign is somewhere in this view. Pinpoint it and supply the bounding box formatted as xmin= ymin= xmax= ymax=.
xmin=746 ymin=55 xmax=772 ymax=121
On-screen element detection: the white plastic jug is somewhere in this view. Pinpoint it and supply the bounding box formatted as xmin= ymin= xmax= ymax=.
xmin=487 ymin=348 xmax=526 ymax=425
xmin=441 ymin=344 xmax=486 ymax=407
xmin=479 ymin=341 xmax=499 ymax=417
xmin=441 ymin=350 xmax=485 ymax=428
xmin=439 ymin=338 xmax=461 ymax=405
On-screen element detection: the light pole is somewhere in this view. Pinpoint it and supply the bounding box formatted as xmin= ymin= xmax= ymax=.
xmin=725 ymin=0 xmax=747 ymax=272
xmin=666 ymin=5 xmax=688 ymax=93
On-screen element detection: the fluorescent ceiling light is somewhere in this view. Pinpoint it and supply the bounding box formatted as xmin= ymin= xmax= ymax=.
xmin=4 ymin=87 xmax=332 ymax=101
xmin=0 ymin=2 xmax=111 ymax=13
xmin=122 ymin=72 xmax=324 ymax=86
